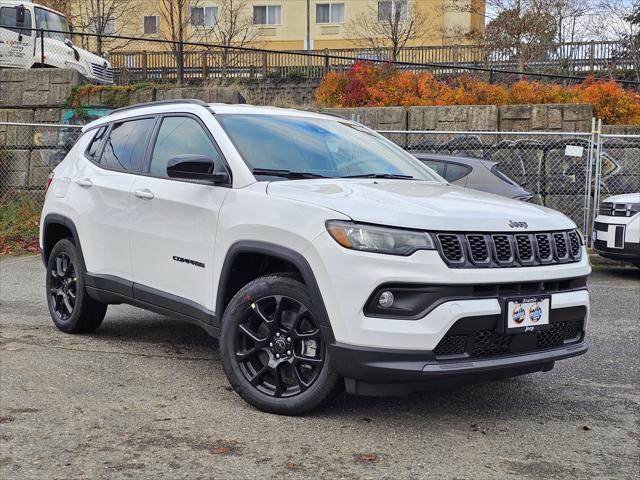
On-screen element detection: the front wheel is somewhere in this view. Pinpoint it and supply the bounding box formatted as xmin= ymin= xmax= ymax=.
xmin=220 ymin=274 xmax=342 ymax=415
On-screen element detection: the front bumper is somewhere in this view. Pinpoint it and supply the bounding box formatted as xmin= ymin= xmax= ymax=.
xmin=306 ymin=231 xmax=591 ymax=350
xmin=330 ymin=340 xmax=588 ymax=396
xmin=594 ymin=242 xmax=640 ymax=263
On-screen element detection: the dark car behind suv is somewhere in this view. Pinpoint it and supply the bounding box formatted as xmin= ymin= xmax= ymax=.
xmin=413 ymin=153 xmax=533 ymax=201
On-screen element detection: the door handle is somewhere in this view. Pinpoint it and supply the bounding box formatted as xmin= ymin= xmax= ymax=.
xmin=75 ymin=177 xmax=93 ymax=187
xmin=135 ymin=189 xmax=155 ymax=200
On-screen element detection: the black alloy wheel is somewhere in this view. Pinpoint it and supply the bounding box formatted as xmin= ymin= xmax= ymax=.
xmin=45 ymin=238 xmax=107 ymax=333
xmin=49 ymin=252 xmax=77 ymax=321
xmin=235 ymin=295 xmax=325 ymax=398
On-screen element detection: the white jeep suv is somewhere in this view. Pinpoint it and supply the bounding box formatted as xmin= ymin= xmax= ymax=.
xmin=40 ymin=100 xmax=590 ymax=414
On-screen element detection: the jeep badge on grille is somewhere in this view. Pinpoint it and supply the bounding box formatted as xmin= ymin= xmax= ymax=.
xmin=509 ymin=220 xmax=528 ymax=229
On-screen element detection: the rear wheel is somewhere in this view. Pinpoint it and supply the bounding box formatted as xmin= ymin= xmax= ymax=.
xmin=220 ymin=274 xmax=342 ymax=415
xmin=45 ymin=238 xmax=107 ymax=333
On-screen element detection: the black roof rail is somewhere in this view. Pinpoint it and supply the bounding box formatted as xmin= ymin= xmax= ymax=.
xmin=107 ymin=99 xmax=212 ymax=116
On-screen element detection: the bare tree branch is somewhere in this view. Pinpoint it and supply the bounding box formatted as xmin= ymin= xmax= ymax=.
xmin=345 ymin=2 xmax=434 ymax=61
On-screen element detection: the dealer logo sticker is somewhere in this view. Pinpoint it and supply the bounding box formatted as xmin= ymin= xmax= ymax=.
xmin=512 ymin=304 xmax=526 ymax=324
xmin=529 ymin=303 xmax=543 ymax=323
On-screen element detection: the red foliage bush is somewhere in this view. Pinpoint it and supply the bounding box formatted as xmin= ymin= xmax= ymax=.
xmin=316 ymin=63 xmax=640 ymax=125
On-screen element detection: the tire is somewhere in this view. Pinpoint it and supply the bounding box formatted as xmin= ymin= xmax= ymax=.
xmin=45 ymin=238 xmax=107 ymax=333
xmin=220 ymin=274 xmax=342 ymax=415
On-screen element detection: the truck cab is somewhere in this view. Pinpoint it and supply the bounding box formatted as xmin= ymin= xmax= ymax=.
xmin=0 ymin=1 xmax=113 ymax=83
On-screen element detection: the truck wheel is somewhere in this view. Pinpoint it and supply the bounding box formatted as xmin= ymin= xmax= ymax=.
xmin=45 ymin=238 xmax=107 ymax=333
xmin=220 ymin=274 xmax=342 ymax=415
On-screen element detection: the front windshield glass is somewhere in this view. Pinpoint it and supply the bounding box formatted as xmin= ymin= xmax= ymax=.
xmin=216 ymin=114 xmax=441 ymax=181
xmin=35 ymin=7 xmax=70 ymax=41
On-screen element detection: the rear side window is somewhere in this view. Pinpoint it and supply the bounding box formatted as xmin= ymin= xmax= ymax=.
xmin=0 ymin=7 xmax=33 ymax=36
xmin=86 ymin=126 xmax=107 ymax=160
xmin=100 ymin=118 xmax=155 ymax=171
xmin=149 ymin=116 xmax=222 ymax=178
xmin=445 ymin=163 xmax=471 ymax=182
xmin=423 ymin=160 xmax=446 ymax=177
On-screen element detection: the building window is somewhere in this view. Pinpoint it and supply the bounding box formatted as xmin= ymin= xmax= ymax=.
xmin=253 ymin=5 xmax=281 ymax=25
xmin=190 ymin=6 xmax=218 ymax=27
xmin=378 ymin=0 xmax=407 ymax=22
xmin=316 ymin=3 xmax=344 ymax=24
xmin=88 ymin=16 xmax=115 ymax=35
xmin=143 ymin=15 xmax=159 ymax=35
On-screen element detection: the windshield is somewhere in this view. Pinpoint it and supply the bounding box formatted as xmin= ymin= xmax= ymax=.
xmin=35 ymin=7 xmax=70 ymax=41
xmin=216 ymin=114 xmax=440 ymax=181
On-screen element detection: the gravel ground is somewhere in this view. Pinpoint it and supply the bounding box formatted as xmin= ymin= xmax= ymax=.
xmin=1 ymin=255 xmax=638 ymax=479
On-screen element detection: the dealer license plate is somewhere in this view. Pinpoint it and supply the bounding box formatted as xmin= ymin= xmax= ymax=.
xmin=505 ymin=296 xmax=550 ymax=332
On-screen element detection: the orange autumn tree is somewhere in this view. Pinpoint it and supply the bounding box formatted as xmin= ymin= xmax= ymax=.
xmin=316 ymin=63 xmax=640 ymax=125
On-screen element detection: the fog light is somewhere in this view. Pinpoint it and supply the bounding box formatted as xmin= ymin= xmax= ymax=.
xmin=378 ymin=291 xmax=394 ymax=308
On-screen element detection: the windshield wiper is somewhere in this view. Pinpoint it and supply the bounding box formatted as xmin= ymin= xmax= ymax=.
xmin=341 ymin=173 xmax=414 ymax=179
xmin=252 ymin=168 xmax=328 ymax=179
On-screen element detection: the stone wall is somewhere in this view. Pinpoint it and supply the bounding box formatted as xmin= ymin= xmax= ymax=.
xmin=602 ymin=125 xmax=640 ymax=135
xmin=321 ymin=104 xmax=593 ymax=133
xmin=205 ymin=78 xmax=321 ymax=106
xmin=0 ymin=108 xmax=75 ymax=190
xmin=0 ymin=69 xmax=83 ymax=108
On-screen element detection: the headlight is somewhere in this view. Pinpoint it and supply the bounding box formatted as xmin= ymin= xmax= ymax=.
xmin=326 ymin=220 xmax=435 ymax=256
xmin=627 ymin=203 xmax=640 ymax=216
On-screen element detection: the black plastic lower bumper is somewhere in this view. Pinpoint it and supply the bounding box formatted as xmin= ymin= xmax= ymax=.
xmin=329 ymin=341 xmax=588 ymax=396
xmin=594 ymin=242 xmax=640 ymax=263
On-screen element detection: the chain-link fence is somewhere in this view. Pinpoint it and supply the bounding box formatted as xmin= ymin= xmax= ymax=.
xmin=2 ymin=121 xmax=639 ymax=246
xmin=378 ymin=130 xmax=597 ymax=236
xmin=0 ymin=122 xmax=82 ymax=197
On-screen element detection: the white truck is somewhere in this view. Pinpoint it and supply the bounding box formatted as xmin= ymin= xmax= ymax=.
xmin=0 ymin=1 xmax=113 ymax=83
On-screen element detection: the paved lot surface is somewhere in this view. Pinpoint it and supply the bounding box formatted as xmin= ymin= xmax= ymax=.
xmin=1 ymin=255 xmax=638 ymax=479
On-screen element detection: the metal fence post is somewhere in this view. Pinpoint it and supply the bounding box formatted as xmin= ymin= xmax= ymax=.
xmin=40 ymin=29 xmax=44 ymax=65
xmin=590 ymin=119 xmax=603 ymax=242
xmin=142 ymin=51 xmax=148 ymax=81
xmin=202 ymin=51 xmax=208 ymax=79
xmin=323 ymin=49 xmax=330 ymax=76
xmin=262 ymin=51 xmax=268 ymax=78
xmin=582 ymin=117 xmax=596 ymax=245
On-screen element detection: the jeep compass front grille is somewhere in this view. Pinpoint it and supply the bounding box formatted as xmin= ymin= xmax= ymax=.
xmin=438 ymin=234 xmax=464 ymax=263
xmin=434 ymin=230 xmax=582 ymax=268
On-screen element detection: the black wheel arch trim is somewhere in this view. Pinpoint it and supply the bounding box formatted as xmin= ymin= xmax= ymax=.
xmin=217 ymin=240 xmax=335 ymax=343
xmin=41 ymin=214 xmax=85 ymax=267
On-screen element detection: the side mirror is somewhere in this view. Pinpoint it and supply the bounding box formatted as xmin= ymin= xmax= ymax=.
xmin=16 ymin=5 xmax=25 ymax=24
xmin=166 ymin=154 xmax=229 ymax=184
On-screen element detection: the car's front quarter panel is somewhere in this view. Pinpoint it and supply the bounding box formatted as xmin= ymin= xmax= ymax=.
xmin=212 ymin=183 xmax=351 ymax=312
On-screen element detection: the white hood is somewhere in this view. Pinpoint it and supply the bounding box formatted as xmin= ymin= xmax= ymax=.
xmin=267 ymin=179 xmax=575 ymax=232
xmin=603 ymin=193 xmax=640 ymax=203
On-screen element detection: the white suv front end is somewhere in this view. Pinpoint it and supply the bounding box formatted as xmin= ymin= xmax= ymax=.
xmin=593 ymin=193 xmax=640 ymax=267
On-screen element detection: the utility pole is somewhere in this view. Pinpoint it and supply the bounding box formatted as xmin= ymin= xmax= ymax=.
xmin=306 ymin=0 xmax=311 ymax=50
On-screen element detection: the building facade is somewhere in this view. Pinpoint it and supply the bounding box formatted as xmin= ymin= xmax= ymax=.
xmin=85 ymin=0 xmax=485 ymax=51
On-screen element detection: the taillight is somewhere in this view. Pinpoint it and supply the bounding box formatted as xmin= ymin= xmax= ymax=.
xmin=46 ymin=172 xmax=55 ymax=192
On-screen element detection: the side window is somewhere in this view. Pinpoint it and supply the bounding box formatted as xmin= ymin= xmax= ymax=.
xmin=85 ymin=126 xmax=107 ymax=160
xmin=149 ymin=116 xmax=222 ymax=178
xmin=0 ymin=7 xmax=33 ymax=35
xmin=100 ymin=118 xmax=155 ymax=171
xmin=423 ymin=160 xmax=446 ymax=177
xmin=445 ymin=163 xmax=471 ymax=182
